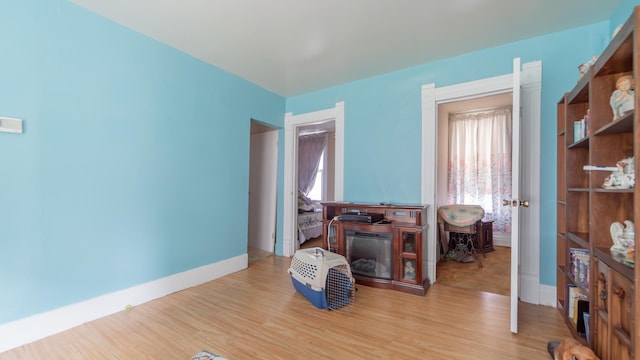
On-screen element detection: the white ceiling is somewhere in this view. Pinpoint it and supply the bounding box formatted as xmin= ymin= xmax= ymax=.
xmin=70 ymin=0 xmax=619 ymax=97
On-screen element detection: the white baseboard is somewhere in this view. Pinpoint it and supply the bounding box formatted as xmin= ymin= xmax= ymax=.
xmin=520 ymin=273 xmax=539 ymax=304
xmin=0 ymin=254 xmax=248 ymax=354
xmin=520 ymin=277 xmax=556 ymax=309
xmin=539 ymin=284 xmax=557 ymax=307
xmin=493 ymin=232 xmax=511 ymax=247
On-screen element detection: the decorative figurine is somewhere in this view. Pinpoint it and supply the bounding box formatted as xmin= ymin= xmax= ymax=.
xmin=610 ymin=220 xmax=635 ymax=265
xmin=610 ymin=75 xmax=635 ymax=120
xmin=602 ymin=171 xmax=634 ymax=189
xmin=601 ymin=157 xmax=635 ymax=189
xmin=404 ymin=260 xmax=416 ymax=278
xmin=578 ymin=56 xmax=598 ymax=80
xmin=617 ymin=156 xmax=635 ymax=175
xmin=612 ymin=24 xmax=623 ymax=39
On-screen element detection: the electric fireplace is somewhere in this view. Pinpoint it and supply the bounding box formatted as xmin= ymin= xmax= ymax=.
xmin=321 ymin=202 xmax=430 ymax=295
xmin=345 ymin=230 xmax=393 ymax=280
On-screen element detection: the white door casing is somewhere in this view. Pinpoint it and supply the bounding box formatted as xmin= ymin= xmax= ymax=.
xmin=248 ymin=129 xmax=278 ymax=252
xmin=283 ymin=102 xmax=344 ymax=257
xmin=421 ymin=60 xmax=542 ymax=310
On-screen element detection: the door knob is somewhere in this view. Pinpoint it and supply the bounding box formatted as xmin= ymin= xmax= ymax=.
xmin=520 ymin=200 xmax=529 ymax=208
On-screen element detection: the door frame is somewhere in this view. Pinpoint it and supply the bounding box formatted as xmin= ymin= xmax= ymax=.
xmin=421 ymin=60 xmax=542 ymax=304
xmin=248 ymin=122 xmax=279 ymax=253
xmin=283 ymin=102 xmax=345 ymax=257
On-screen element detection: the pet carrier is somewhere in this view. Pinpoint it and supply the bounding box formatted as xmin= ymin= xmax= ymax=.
xmin=288 ymin=247 xmax=355 ymax=311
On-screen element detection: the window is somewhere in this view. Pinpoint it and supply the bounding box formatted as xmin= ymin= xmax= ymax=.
xmin=447 ymin=107 xmax=512 ymax=233
xmin=307 ymin=151 xmax=324 ymax=200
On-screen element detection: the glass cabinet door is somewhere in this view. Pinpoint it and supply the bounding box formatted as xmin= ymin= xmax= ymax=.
xmin=398 ymin=229 xmax=421 ymax=283
xmin=327 ymin=224 xmax=338 ymax=252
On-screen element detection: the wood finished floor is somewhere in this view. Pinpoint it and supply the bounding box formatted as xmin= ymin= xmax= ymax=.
xmin=436 ymin=246 xmax=511 ymax=296
xmin=303 ymin=236 xmax=511 ymax=296
xmin=1 ymin=252 xmax=570 ymax=360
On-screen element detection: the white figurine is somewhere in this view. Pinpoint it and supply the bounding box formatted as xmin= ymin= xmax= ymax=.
xmin=610 ymin=220 xmax=635 ymax=261
xmin=611 ymin=222 xmax=624 ymax=249
xmin=617 ymin=156 xmax=635 ymax=175
xmin=624 ymin=219 xmax=635 ymax=232
xmin=620 ymin=220 xmax=635 ymax=248
xmin=603 ymin=171 xmax=634 ymax=189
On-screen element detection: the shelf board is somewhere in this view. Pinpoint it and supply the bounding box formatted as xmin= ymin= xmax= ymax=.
xmin=567 ymin=232 xmax=589 ymax=248
xmin=592 ymin=187 xmax=634 ymax=193
xmin=567 ymin=277 xmax=589 ymax=293
xmin=593 ymin=247 xmax=634 ymax=280
xmin=567 ymin=187 xmax=589 ymax=192
xmin=568 ymin=136 xmax=589 ymax=149
xmin=568 ymin=74 xmax=590 ymax=104
xmin=593 ymin=111 xmax=634 ymax=135
xmin=562 ymin=314 xmax=588 ymax=343
xmin=557 ymin=299 xmax=565 ymax=313
xmin=558 ymin=264 xmax=567 ymax=277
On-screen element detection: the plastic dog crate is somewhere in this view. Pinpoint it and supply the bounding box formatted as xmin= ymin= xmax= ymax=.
xmin=288 ymin=247 xmax=355 ymax=310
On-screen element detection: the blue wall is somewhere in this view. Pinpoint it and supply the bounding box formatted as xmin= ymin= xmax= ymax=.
xmin=612 ymin=0 xmax=640 ymax=34
xmin=285 ymin=23 xmax=613 ymax=286
xmin=2 ymin=0 xmax=640 ymax=326
xmin=0 ymin=0 xmax=285 ymax=323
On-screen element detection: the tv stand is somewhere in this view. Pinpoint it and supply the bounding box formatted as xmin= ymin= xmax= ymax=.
xmin=321 ymin=202 xmax=430 ymax=295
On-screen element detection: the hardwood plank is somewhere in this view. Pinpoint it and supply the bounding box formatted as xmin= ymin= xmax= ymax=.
xmin=0 ymin=255 xmax=571 ymax=359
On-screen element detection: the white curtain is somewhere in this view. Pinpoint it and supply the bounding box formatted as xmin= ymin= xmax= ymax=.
xmin=298 ymin=132 xmax=328 ymax=195
xmin=447 ymin=107 xmax=512 ymax=233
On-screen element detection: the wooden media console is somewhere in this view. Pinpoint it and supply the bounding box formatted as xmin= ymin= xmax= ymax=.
xmin=321 ymin=202 xmax=430 ymax=295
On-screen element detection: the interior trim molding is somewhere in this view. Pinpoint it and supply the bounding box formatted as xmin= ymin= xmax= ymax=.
xmin=539 ymin=284 xmax=557 ymax=307
xmin=283 ymin=102 xmax=344 ymax=257
xmin=0 ymin=255 xmax=248 ymax=353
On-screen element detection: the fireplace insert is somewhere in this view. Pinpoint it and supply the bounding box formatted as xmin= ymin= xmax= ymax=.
xmin=345 ymin=229 xmax=393 ymax=280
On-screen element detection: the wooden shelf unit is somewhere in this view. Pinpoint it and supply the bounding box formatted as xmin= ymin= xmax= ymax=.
xmin=556 ymin=7 xmax=639 ymax=360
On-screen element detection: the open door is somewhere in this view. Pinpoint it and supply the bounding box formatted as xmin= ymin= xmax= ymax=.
xmin=509 ymin=57 xmax=522 ymax=333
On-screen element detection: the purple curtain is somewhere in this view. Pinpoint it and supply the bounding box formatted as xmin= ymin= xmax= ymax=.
xmin=298 ymin=132 xmax=328 ymax=195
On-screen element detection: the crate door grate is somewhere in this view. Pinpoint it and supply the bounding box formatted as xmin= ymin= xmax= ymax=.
xmin=326 ymin=264 xmax=355 ymax=311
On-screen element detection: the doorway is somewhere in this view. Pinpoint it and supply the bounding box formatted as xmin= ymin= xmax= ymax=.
xmin=435 ymin=93 xmax=513 ymax=295
xmin=283 ymin=102 xmax=345 ymax=257
xmin=438 ymin=94 xmax=514 ymax=246
xmin=248 ymin=120 xmax=278 ymax=263
xmin=298 ymin=122 xmax=337 ymax=204
xmin=422 ymin=60 xmax=543 ymax=305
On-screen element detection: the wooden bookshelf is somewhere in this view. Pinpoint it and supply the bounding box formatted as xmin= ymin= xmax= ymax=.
xmin=556 ymin=7 xmax=639 ymax=359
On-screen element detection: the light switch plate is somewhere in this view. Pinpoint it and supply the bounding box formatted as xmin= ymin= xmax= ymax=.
xmin=0 ymin=116 xmax=23 ymax=133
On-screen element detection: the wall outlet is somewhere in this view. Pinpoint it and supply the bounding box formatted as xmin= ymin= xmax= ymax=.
xmin=0 ymin=116 xmax=23 ymax=133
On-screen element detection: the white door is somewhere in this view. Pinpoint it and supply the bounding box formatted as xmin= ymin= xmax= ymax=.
xmin=248 ymin=129 xmax=278 ymax=252
xmin=509 ymin=57 xmax=522 ymax=333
